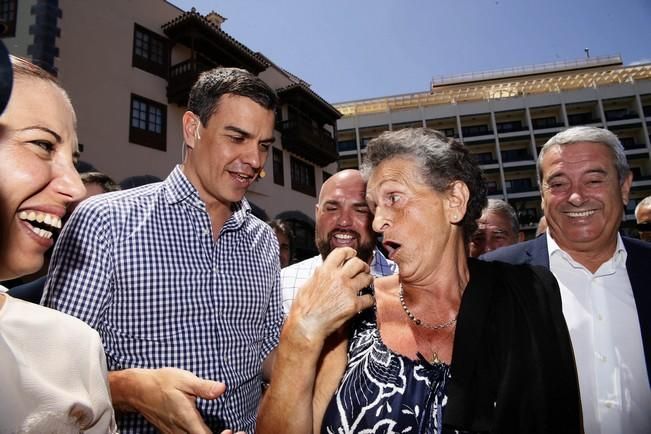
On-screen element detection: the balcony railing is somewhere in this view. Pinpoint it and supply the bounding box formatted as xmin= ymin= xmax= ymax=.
xmin=501 ymin=149 xmax=533 ymax=163
xmin=337 ymin=140 xmax=357 ymax=152
xmin=605 ymin=109 xmax=639 ymax=122
xmin=621 ymin=139 xmax=647 ymax=150
xmin=280 ymin=119 xmax=338 ymax=166
xmin=506 ymin=183 xmax=536 ymax=194
xmin=167 ymin=58 xmax=216 ymax=105
xmin=462 ymin=127 xmax=493 ymax=137
xmin=496 ymin=122 xmax=527 ymax=134
xmin=532 ymin=118 xmax=564 ymax=129
xmin=568 ymin=113 xmax=600 ymax=126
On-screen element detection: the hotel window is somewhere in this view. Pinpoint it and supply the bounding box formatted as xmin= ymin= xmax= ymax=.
xmin=337 ymin=139 xmax=357 ymax=152
xmin=132 ymin=24 xmax=169 ymax=78
xmin=496 ymin=120 xmax=523 ymax=133
xmin=290 ymin=156 xmax=316 ymax=197
xmin=129 ymin=94 xmax=167 ymax=151
xmin=485 ymin=181 xmax=500 ymax=195
xmin=0 ymin=0 xmax=17 ymax=37
xmin=272 ymin=147 xmax=284 ymax=186
xmin=461 ymin=124 xmax=492 ymax=137
xmin=504 ymin=178 xmax=533 ymax=194
xmin=442 ymin=127 xmax=456 ymax=138
xmin=473 ymin=152 xmax=495 ymax=164
xmin=532 ymin=116 xmax=559 ymax=129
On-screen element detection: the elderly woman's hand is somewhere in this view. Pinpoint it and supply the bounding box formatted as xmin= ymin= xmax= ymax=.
xmin=288 ymin=247 xmax=374 ymax=345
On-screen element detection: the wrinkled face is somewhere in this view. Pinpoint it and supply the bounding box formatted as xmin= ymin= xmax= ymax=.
xmin=469 ymin=209 xmax=519 ymax=257
xmin=540 ymin=142 xmax=632 ymax=254
xmin=274 ymin=228 xmax=291 ymax=268
xmin=315 ymin=171 xmax=375 ymax=262
xmin=183 ymin=94 xmax=275 ymax=211
xmin=0 ymin=77 xmax=85 ymax=280
xmin=636 ymin=205 xmax=651 ymax=242
xmin=366 ymin=157 xmax=458 ymax=281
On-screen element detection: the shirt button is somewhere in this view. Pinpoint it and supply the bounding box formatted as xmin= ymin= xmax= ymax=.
xmin=596 ymin=353 xmax=607 ymax=362
xmin=203 ymin=229 xmax=209 ymax=235
xmin=597 ymin=314 xmax=603 ymax=321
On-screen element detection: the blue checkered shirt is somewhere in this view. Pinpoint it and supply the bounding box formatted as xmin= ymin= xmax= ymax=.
xmin=281 ymin=248 xmax=397 ymax=314
xmin=43 ymin=166 xmax=283 ymax=433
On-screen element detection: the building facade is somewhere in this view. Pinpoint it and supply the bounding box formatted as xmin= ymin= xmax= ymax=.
xmin=2 ymin=0 xmax=341 ymax=259
xmin=335 ymin=56 xmax=651 ymax=234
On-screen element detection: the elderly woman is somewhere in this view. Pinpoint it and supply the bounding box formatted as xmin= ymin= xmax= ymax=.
xmin=258 ymin=128 xmax=581 ymax=433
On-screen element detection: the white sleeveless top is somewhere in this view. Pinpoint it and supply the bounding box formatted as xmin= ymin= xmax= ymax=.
xmin=0 ymin=286 xmax=117 ymax=433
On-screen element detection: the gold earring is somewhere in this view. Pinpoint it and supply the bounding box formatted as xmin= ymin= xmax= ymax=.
xmin=259 ymin=169 xmax=266 ymax=178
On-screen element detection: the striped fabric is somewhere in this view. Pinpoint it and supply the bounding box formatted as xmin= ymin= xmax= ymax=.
xmin=43 ymin=165 xmax=283 ymax=433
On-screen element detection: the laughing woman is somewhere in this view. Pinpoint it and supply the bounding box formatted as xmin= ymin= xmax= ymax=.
xmin=0 ymin=54 xmax=117 ymax=433
xmin=258 ymin=128 xmax=581 ymax=433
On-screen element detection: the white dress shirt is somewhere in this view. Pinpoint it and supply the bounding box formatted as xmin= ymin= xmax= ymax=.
xmin=547 ymin=233 xmax=651 ymax=434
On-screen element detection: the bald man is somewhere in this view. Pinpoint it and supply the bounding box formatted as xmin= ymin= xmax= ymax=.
xmin=281 ymin=170 xmax=396 ymax=314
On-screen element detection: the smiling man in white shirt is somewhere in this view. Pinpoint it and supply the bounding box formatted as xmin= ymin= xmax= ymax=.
xmin=482 ymin=126 xmax=651 ymax=434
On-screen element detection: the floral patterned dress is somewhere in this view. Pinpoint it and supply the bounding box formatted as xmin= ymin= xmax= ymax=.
xmin=321 ymin=308 xmax=452 ymax=434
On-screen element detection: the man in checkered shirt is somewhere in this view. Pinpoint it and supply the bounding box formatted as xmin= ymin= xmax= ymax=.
xmin=281 ymin=170 xmax=396 ymax=315
xmin=43 ymin=68 xmax=283 ymax=434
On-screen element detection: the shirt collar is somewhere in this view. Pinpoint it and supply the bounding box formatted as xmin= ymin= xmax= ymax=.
xmin=547 ymin=231 xmax=627 ymax=269
xmin=164 ymin=165 xmax=198 ymax=205
xmin=163 ymin=165 xmax=252 ymax=227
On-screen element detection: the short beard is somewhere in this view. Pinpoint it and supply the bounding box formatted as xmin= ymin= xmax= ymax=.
xmin=316 ymin=232 xmax=375 ymax=264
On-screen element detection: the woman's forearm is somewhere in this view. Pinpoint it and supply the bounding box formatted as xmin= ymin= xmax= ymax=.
xmin=257 ymin=316 xmax=324 ymax=433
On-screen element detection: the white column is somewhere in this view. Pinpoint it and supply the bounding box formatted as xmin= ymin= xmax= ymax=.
xmin=490 ymin=108 xmax=508 ymax=200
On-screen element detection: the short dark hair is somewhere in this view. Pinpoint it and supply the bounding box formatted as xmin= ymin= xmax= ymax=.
xmin=361 ymin=128 xmax=487 ymax=242
xmin=80 ymin=171 xmax=120 ymax=193
xmin=187 ymin=67 xmax=278 ymax=126
xmin=268 ymin=219 xmax=294 ymax=262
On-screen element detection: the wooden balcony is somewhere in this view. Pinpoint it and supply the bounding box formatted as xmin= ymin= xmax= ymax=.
xmin=167 ymin=58 xmax=216 ymax=106
xmin=279 ymin=118 xmax=339 ymax=166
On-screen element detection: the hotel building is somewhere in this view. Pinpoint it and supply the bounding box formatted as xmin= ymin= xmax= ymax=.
xmin=335 ymin=56 xmax=651 ymax=233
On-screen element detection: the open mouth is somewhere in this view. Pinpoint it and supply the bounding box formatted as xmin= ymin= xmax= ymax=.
xmin=382 ymin=240 xmax=401 ymax=259
xmin=230 ymin=171 xmax=254 ymax=184
xmin=18 ymin=211 xmax=62 ymax=240
xmin=330 ymin=231 xmax=359 ymax=247
xmin=564 ymin=210 xmax=597 ymax=218
xmin=333 ymin=232 xmax=355 ymax=241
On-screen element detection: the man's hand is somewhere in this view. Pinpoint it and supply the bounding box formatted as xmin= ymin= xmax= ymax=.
xmin=109 ymin=367 xmax=244 ymax=434
xmin=288 ymin=247 xmax=374 ymax=344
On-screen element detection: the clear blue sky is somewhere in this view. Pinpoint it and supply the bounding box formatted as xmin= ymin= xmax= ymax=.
xmin=169 ymin=0 xmax=651 ymax=103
